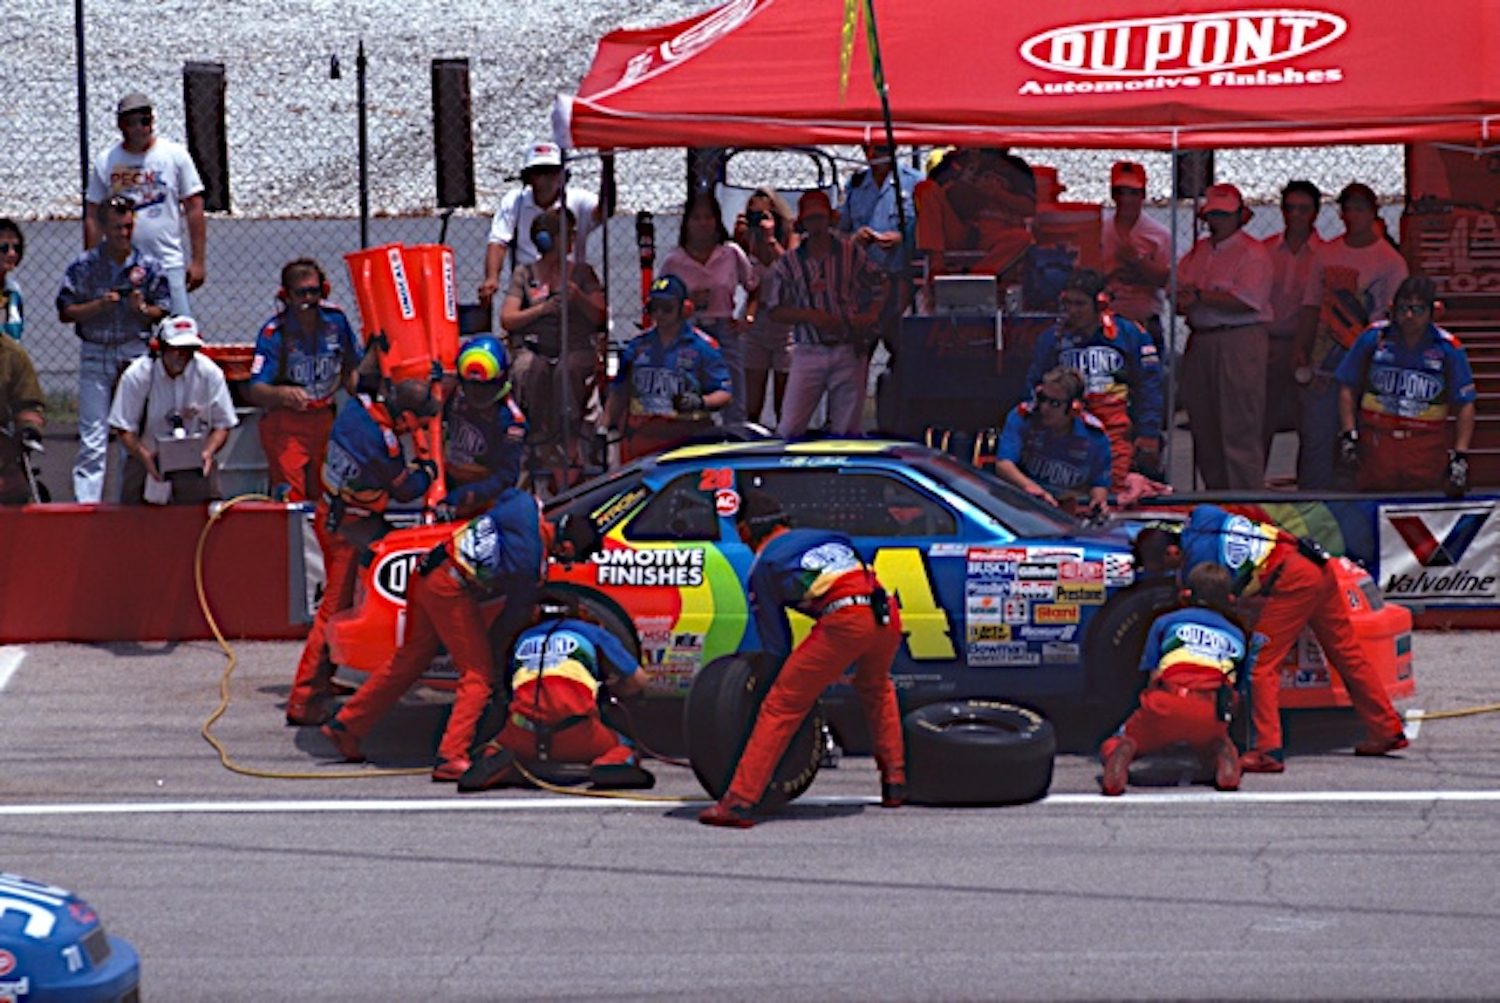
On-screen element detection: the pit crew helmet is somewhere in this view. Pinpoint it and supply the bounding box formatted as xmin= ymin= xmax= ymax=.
xmin=456 ymin=335 xmax=510 ymax=406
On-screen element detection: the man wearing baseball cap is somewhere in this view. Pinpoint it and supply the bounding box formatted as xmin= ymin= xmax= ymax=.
xmin=1292 ymin=181 xmax=1407 ymax=489
xmin=1175 ymin=182 xmax=1274 ymax=490
xmin=1102 ymin=161 xmax=1172 ymax=351
xmin=107 ymin=315 xmax=237 ymax=505
xmin=606 ymin=274 xmax=731 ymax=461
xmin=479 ymin=140 xmax=609 ymax=307
xmin=85 ymin=93 xmax=206 ymax=318
xmin=763 ymin=189 xmax=887 ymax=438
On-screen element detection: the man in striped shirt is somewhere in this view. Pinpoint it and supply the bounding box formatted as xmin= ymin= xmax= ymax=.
xmin=764 ymin=190 xmax=887 ymax=439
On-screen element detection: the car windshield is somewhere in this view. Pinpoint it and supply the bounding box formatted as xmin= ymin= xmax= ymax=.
xmin=906 ymin=451 xmax=1079 ymax=537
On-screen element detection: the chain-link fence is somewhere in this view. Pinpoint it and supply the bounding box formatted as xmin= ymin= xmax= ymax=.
xmin=1 ymin=10 xmax=1409 ymax=414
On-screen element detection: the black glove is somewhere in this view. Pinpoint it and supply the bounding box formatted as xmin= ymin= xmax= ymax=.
xmin=19 ymin=425 xmax=43 ymax=451
xmin=1338 ymin=429 xmax=1360 ymax=471
xmin=1445 ymin=450 xmax=1469 ymax=498
xmin=672 ymin=391 xmax=705 ymax=413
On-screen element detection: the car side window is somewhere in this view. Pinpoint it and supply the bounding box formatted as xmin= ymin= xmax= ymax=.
xmin=625 ymin=473 xmax=722 ymax=541
xmin=752 ymin=470 xmax=957 ymax=537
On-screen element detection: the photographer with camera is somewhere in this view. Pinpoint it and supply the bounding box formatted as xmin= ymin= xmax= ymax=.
xmin=57 ymin=196 xmax=172 ymax=502
xmin=107 ymin=316 xmax=237 ymax=506
xmin=764 ymin=190 xmax=887 ymax=440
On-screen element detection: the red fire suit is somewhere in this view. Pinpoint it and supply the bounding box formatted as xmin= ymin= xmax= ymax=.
xmin=724 ymin=527 xmax=905 ymax=808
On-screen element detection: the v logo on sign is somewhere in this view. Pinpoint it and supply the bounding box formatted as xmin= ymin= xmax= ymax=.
xmin=1389 ymin=513 xmax=1487 ymax=567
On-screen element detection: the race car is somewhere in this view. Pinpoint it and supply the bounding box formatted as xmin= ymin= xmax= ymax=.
xmin=327 ymin=440 xmax=1413 ymax=741
xmin=0 ymin=872 xmax=141 ymax=1002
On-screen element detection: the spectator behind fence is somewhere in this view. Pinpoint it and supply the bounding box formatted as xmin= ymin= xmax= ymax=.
xmin=479 ymin=141 xmax=608 ymax=308
xmin=84 ymin=93 xmax=205 ymax=317
xmin=1259 ymin=181 xmax=1324 ymax=465
xmin=660 ymin=190 xmax=758 ymax=424
xmin=244 ymin=258 xmax=363 ymax=501
xmin=108 ymin=316 xmax=237 ymax=505
xmin=1175 ymin=183 xmax=1273 ymax=490
xmin=500 ymin=208 xmax=607 ymax=494
xmin=1294 ymin=182 xmax=1408 ymax=490
xmin=992 ymin=365 xmax=1112 ymax=516
xmin=733 ymin=187 xmax=799 ymax=425
xmin=57 ymin=196 xmax=172 ymax=503
xmin=1336 ymin=275 xmax=1476 ymax=496
xmin=1025 ymin=267 xmax=1162 ymax=488
xmin=838 ymin=142 xmax=921 ymax=362
xmin=766 ymin=190 xmax=886 ymax=439
xmin=0 ymin=333 xmax=45 ymax=504
xmin=606 ymin=274 xmax=730 ymax=463
xmin=1101 ymin=161 xmax=1171 ymax=350
xmin=1 ymin=218 xmax=26 ymax=341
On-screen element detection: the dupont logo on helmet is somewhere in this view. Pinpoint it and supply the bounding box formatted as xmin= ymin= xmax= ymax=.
xmin=1020 ymin=10 xmax=1347 ymax=77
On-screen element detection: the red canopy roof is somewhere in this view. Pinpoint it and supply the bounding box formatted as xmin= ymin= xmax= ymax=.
xmin=559 ymin=0 xmax=1500 ymax=150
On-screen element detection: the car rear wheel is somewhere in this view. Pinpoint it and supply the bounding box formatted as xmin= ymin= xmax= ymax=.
xmin=1084 ymin=579 xmax=1180 ymax=738
xmin=684 ymin=652 xmax=823 ymax=810
xmin=903 ymin=700 xmax=1056 ymax=805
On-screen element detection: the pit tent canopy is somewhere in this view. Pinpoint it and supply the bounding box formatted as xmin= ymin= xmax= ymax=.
xmin=556 ymin=0 xmax=1500 ymax=151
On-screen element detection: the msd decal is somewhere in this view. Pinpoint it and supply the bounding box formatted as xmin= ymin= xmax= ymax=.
xmin=1379 ymin=502 xmax=1500 ymax=605
xmin=1019 ymin=9 xmax=1346 ymax=95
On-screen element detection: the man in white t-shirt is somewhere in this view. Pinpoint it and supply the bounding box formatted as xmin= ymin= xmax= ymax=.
xmin=478 ymin=141 xmax=606 ymax=308
xmin=85 ymin=93 xmax=206 ymax=318
xmin=1293 ymin=182 xmax=1408 ymax=489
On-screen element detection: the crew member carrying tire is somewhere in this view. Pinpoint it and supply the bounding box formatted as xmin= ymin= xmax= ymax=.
xmin=1178 ymin=504 xmax=1408 ymax=773
xmin=458 ymin=606 xmax=654 ymax=792
xmin=1099 ymin=562 xmax=1255 ymax=796
xmin=699 ymin=487 xmax=906 ymax=828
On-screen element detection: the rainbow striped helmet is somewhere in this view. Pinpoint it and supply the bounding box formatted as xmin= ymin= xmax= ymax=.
xmin=456 ymin=335 xmax=509 ymax=405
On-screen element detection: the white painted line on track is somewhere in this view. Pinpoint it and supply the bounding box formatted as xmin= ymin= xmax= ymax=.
xmin=5 ymin=790 xmax=1500 ymax=817
xmin=0 ymin=646 xmax=23 ymax=692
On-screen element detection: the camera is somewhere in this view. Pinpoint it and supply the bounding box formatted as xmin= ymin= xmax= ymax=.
xmin=747 ymin=210 xmax=768 ymax=227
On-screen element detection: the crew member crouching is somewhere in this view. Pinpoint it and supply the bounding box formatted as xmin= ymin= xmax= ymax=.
xmin=1099 ymin=562 xmax=1255 ymax=796
xmin=457 ymin=607 xmax=654 ymax=793
xmin=699 ymin=487 xmax=906 ymax=828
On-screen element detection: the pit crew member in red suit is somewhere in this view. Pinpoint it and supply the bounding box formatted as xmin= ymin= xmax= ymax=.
xmin=1178 ymin=504 xmax=1408 ymax=773
xmin=1335 ymin=276 xmax=1477 ymax=496
xmin=1025 ymin=268 xmax=1162 ymax=487
xmin=700 ymin=489 xmax=905 ymax=828
xmin=321 ymin=487 xmax=564 ymax=781
xmin=442 ymin=335 xmax=527 ymax=517
xmin=1099 ymin=562 xmax=1254 ymax=796
xmin=606 ymin=275 xmax=731 ymax=463
xmin=992 ymin=366 xmax=1112 ymax=516
xmin=244 ymin=258 xmax=363 ymax=501
xmin=457 ymin=607 xmax=654 ymax=792
xmin=284 ymin=379 xmax=438 ymax=726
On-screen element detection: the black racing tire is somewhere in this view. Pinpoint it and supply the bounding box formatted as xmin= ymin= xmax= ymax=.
xmin=684 ymin=652 xmax=823 ymax=810
xmin=1084 ymin=579 xmax=1179 ymax=738
xmin=535 ymin=585 xmax=640 ymax=662
xmin=903 ymin=700 xmax=1056 ymax=806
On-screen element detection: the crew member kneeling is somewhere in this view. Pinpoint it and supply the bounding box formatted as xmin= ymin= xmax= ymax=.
xmin=1100 ymin=562 xmax=1254 ymax=796
xmin=457 ymin=608 xmax=654 ymax=793
xmin=700 ymin=488 xmax=906 ymax=828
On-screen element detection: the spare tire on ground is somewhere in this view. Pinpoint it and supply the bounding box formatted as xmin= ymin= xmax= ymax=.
xmin=684 ymin=652 xmax=823 ymax=810
xmin=904 ymin=700 xmax=1056 ymax=806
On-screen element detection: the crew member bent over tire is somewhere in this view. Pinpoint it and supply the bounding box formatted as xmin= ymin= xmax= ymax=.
xmin=699 ymin=487 xmax=906 ymax=828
